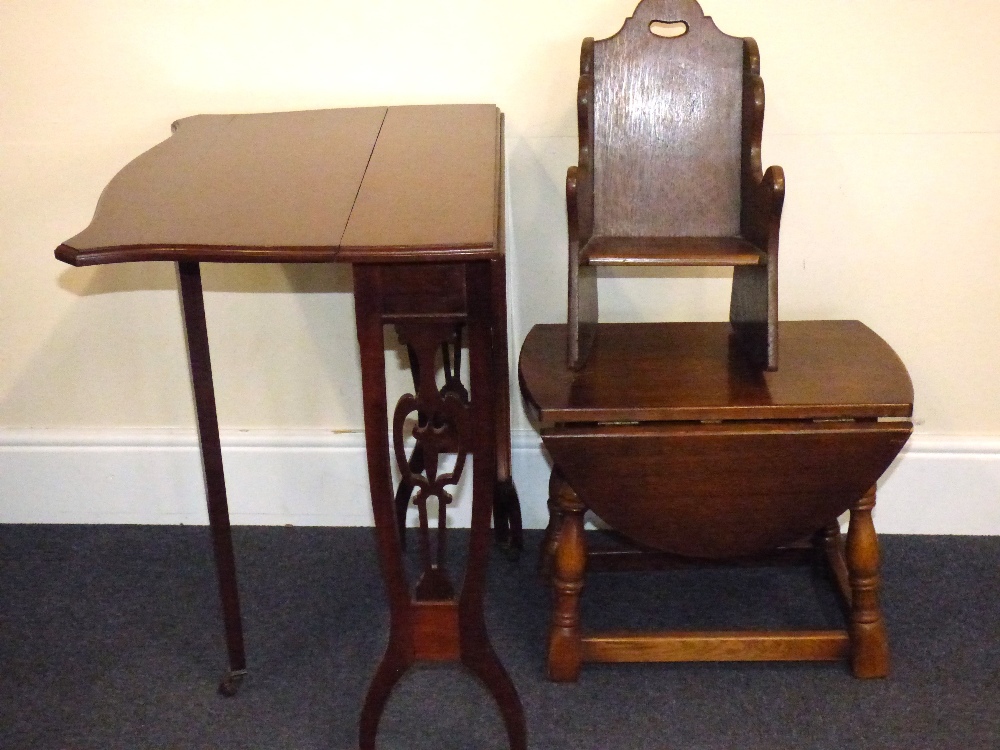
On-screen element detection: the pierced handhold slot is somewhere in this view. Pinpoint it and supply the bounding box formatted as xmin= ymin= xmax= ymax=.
xmin=649 ymin=20 xmax=689 ymax=38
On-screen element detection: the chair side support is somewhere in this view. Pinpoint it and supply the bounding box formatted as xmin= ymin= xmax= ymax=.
xmin=568 ymin=38 xmax=598 ymax=370
xmin=733 ymin=37 xmax=785 ymax=370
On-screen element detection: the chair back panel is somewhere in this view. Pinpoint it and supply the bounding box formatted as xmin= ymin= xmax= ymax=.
xmin=592 ymin=0 xmax=743 ymax=239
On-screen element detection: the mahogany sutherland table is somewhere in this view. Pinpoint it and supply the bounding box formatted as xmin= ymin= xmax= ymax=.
xmin=55 ymin=104 xmax=525 ymax=749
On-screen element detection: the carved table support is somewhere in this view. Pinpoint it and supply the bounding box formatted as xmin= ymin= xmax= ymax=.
xmin=392 ymin=329 xmax=467 ymax=560
xmin=354 ymin=261 xmax=525 ymax=750
xmin=176 ymin=261 xmax=247 ymax=696
xmin=392 ymin=320 xmax=465 ymax=601
xmin=393 ymin=256 xmax=523 ymax=556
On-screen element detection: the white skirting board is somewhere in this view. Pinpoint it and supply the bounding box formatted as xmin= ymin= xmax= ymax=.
xmin=1 ymin=429 xmax=998 ymax=534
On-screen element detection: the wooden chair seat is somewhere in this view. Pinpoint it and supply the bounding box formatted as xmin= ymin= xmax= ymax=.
xmin=583 ymin=236 xmax=764 ymax=267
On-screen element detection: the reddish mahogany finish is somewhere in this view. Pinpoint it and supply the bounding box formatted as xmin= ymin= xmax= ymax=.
xmin=56 ymin=107 xmax=386 ymax=265
xmin=176 ymin=261 xmax=246 ymax=697
xmin=55 ymin=104 xmax=524 ymax=749
xmin=353 ymin=262 xmax=524 ymax=749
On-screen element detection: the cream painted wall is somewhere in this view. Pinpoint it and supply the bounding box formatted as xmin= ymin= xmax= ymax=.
xmin=2 ymin=0 xmax=999 ymax=435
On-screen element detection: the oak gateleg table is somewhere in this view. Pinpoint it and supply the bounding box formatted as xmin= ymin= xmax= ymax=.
xmin=55 ymin=103 xmax=526 ymax=749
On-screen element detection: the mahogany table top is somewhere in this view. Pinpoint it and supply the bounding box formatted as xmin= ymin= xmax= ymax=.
xmin=519 ymin=320 xmax=914 ymax=425
xmin=55 ymin=104 xmax=502 ymax=267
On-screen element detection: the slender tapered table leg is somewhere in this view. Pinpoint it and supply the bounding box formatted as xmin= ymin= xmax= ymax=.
xmin=177 ymin=261 xmax=247 ymax=696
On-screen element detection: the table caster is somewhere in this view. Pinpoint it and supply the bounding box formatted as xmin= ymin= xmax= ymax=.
xmin=218 ymin=669 xmax=247 ymax=697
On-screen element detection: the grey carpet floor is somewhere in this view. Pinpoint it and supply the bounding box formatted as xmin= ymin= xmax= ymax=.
xmin=1 ymin=526 xmax=997 ymax=749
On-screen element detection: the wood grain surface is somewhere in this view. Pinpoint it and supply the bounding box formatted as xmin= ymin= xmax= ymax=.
xmin=581 ymin=631 xmax=851 ymax=663
xmin=564 ymin=0 xmax=782 ymax=371
xmin=56 ymin=104 xmax=502 ymax=266
xmin=584 ymin=235 xmax=763 ymax=266
xmin=58 ymin=108 xmax=386 ymax=264
xmin=339 ymin=104 xmax=500 ymax=261
xmin=542 ymin=419 xmax=911 ymax=557
xmin=520 ymin=320 xmax=914 ymax=424
xmin=592 ymin=0 xmax=744 ymax=239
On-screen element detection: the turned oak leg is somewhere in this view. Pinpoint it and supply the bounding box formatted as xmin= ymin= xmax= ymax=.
xmin=818 ymin=521 xmax=843 ymax=568
xmin=176 ymin=261 xmax=247 ymax=696
xmin=815 ymin=521 xmax=852 ymax=617
xmin=846 ymin=484 xmax=889 ymax=678
xmin=538 ymin=469 xmax=567 ymax=578
xmin=547 ymin=477 xmax=586 ymax=682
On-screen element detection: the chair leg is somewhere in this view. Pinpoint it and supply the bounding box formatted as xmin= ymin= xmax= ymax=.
xmin=547 ymin=478 xmax=587 ymax=682
xmin=846 ymin=484 xmax=889 ymax=678
xmin=730 ymin=264 xmax=774 ymax=370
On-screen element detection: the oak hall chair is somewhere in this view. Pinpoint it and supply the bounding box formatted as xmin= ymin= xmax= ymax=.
xmin=567 ymin=0 xmax=783 ymax=370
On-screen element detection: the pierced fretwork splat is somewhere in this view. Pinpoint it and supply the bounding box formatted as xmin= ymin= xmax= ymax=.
xmin=392 ymin=321 xmax=469 ymax=601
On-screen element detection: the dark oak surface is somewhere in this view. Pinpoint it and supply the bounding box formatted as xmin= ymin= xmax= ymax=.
xmin=529 ymin=1 xmax=906 ymax=682
xmin=522 ymin=318 xmax=912 ymax=679
xmin=584 ymin=236 xmax=764 ymax=266
xmin=55 ymin=104 xmax=502 ymax=266
xmin=592 ymin=0 xmax=743 ymax=239
xmin=566 ymin=0 xmax=783 ymax=370
xmin=520 ymin=320 xmax=913 ymax=424
xmin=543 ymin=420 xmax=911 ymax=558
